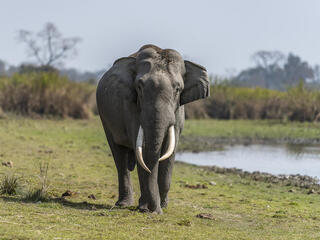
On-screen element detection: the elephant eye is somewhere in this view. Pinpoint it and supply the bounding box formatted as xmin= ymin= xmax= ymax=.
xmin=137 ymin=79 xmax=144 ymax=90
xmin=137 ymin=81 xmax=144 ymax=94
xmin=174 ymin=87 xmax=180 ymax=97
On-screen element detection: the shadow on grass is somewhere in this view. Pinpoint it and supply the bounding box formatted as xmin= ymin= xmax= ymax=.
xmin=0 ymin=195 xmax=138 ymax=212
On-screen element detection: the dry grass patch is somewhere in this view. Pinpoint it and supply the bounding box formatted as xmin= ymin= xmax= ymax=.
xmin=0 ymin=72 xmax=95 ymax=118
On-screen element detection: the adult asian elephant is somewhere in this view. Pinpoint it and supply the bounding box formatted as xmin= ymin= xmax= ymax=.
xmin=96 ymin=44 xmax=210 ymax=214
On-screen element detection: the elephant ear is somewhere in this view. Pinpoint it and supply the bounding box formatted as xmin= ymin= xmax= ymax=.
xmin=112 ymin=57 xmax=136 ymax=80
xmin=180 ymin=60 xmax=210 ymax=105
xmin=97 ymin=57 xmax=136 ymax=104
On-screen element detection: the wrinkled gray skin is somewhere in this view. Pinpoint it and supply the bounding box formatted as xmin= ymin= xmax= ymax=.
xmin=96 ymin=45 xmax=209 ymax=214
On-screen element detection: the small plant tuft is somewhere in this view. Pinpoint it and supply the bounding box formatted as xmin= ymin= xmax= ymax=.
xmin=24 ymin=161 xmax=50 ymax=202
xmin=25 ymin=188 xmax=49 ymax=202
xmin=0 ymin=174 xmax=19 ymax=195
xmin=177 ymin=218 xmax=192 ymax=226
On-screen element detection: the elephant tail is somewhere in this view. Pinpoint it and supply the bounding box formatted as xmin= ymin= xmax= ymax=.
xmin=128 ymin=150 xmax=136 ymax=171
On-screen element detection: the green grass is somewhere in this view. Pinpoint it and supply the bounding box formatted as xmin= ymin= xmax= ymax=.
xmin=0 ymin=116 xmax=320 ymax=239
xmin=183 ymin=119 xmax=320 ymax=140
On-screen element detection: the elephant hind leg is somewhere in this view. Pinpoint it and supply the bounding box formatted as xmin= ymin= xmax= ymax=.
xmin=106 ymin=132 xmax=134 ymax=207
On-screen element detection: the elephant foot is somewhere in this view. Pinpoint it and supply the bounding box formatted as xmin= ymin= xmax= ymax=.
xmin=160 ymin=198 xmax=168 ymax=208
xmin=138 ymin=201 xmax=163 ymax=214
xmin=138 ymin=205 xmax=149 ymax=213
xmin=138 ymin=196 xmax=148 ymax=211
xmin=115 ymin=197 xmax=133 ymax=207
xmin=138 ymin=199 xmax=149 ymax=212
xmin=153 ymin=207 xmax=163 ymax=215
xmin=138 ymin=205 xmax=163 ymax=214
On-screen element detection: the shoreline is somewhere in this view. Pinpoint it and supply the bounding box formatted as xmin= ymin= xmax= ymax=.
xmin=175 ymin=161 xmax=320 ymax=192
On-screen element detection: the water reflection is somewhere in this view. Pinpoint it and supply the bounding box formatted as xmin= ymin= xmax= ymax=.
xmin=285 ymin=144 xmax=320 ymax=160
xmin=176 ymin=144 xmax=320 ymax=178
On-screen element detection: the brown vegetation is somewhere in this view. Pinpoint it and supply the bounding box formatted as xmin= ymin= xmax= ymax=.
xmin=186 ymin=82 xmax=320 ymax=122
xmin=0 ymin=72 xmax=95 ymax=118
xmin=1 ymin=72 xmax=319 ymax=122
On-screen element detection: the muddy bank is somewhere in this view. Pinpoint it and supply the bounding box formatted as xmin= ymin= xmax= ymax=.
xmin=178 ymin=135 xmax=320 ymax=153
xmin=176 ymin=161 xmax=320 ymax=192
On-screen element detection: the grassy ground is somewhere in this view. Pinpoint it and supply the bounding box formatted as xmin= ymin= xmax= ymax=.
xmin=0 ymin=116 xmax=320 ymax=239
xmin=183 ymin=119 xmax=320 ymax=140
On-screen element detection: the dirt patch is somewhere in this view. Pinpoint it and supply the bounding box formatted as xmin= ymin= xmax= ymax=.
xmin=185 ymin=184 xmax=208 ymax=189
xmin=1 ymin=161 xmax=13 ymax=168
xmin=61 ymin=190 xmax=78 ymax=198
xmin=88 ymin=194 xmax=96 ymax=200
xmin=196 ymin=213 xmax=216 ymax=220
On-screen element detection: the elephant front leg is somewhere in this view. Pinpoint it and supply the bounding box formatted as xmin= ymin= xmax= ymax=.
xmin=158 ymin=153 xmax=175 ymax=208
xmin=137 ymin=162 xmax=162 ymax=214
xmin=106 ymin=133 xmax=133 ymax=207
xmin=137 ymin=163 xmax=148 ymax=211
xmin=158 ymin=126 xmax=180 ymax=208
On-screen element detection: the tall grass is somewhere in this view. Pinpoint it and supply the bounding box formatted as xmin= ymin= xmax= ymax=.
xmin=0 ymin=72 xmax=95 ymax=118
xmin=1 ymin=73 xmax=319 ymax=121
xmin=25 ymin=161 xmax=50 ymax=202
xmin=186 ymin=82 xmax=320 ymax=122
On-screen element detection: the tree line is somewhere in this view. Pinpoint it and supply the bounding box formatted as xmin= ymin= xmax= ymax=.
xmin=230 ymin=51 xmax=319 ymax=91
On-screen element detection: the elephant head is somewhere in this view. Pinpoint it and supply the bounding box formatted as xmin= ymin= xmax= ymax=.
xmin=112 ymin=45 xmax=210 ymax=173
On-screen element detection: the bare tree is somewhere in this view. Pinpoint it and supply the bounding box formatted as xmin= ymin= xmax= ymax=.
xmin=18 ymin=22 xmax=81 ymax=67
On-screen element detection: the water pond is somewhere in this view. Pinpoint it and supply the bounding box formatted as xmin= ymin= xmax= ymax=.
xmin=176 ymin=144 xmax=320 ymax=178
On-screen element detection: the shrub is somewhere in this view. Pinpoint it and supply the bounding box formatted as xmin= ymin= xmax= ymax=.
xmin=202 ymin=82 xmax=320 ymax=122
xmin=0 ymin=72 xmax=95 ymax=119
xmin=0 ymin=106 xmax=5 ymax=119
xmin=185 ymin=100 xmax=209 ymax=119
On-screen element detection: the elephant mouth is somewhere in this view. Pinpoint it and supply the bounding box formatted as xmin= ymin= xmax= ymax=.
xmin=135 ymin=125 xmax=175 ymax=173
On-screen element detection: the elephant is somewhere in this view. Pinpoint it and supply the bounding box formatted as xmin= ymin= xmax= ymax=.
xmin=96 ymin=44 xmax=210 ymax=214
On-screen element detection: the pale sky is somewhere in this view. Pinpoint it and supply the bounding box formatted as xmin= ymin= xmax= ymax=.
xmin=1 ymin=0 xmax=320 ymax=75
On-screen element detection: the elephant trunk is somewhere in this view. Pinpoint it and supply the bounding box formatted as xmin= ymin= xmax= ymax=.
xmin=135 ymin=125 xmax=175 ymax=173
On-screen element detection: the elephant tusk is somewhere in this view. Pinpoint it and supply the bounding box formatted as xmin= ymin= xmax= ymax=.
xmin=159 ymin=126 xmax=175 ymax=161
xmin=135 ymin=126 xmax=151 ymax=173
